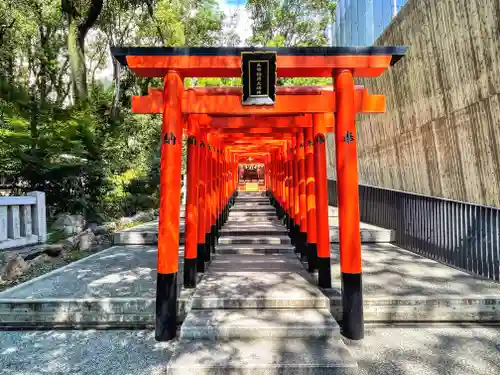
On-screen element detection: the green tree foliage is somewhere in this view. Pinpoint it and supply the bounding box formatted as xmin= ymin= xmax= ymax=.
xmin=246 ymin=0 xmax=336 ymax=47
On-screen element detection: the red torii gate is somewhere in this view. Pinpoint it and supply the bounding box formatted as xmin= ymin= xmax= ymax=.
xmin=112 ymin=46 xmax=407 ymax=343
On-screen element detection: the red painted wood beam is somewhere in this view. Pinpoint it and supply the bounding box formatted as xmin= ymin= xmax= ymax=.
xmin=126 ymin=55 xmax=393 ymax=78
xmin=131 ymin=86 xmax=385 ymax=116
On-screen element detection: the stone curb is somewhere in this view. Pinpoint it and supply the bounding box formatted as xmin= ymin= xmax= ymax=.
xmin=0 ymin=297 xmax=189 ymax=328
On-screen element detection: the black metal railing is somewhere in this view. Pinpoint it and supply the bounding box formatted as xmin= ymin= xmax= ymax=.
xmin=328 ymin=180 xmax=500 ymax=282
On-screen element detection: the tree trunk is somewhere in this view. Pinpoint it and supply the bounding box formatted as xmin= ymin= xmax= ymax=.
xmin=62 ymin=0 xmax=103 ymax=106
xmin=68 ymin=19 xmax=88 ymax=105
xmin=111 ymin=58 xmax=121 ymax=120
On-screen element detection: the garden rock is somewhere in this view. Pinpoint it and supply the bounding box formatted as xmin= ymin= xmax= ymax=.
xmin=42 ymin=244 xmax=64 ymax=257
xmin=51 ymin=214 xmax=86 ymax=235
xmin=91 ymin=222 xmax=115 ymax=235
xmin=78 ymin=229 xmax=96 ymax=251
xmin=0 ymin=252 xmax=30 ymax=281
xmin=29 ymin=253 xmax=51 ymax=266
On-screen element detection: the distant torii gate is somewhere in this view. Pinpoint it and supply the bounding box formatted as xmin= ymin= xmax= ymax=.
xmin=112 ymin=46 xmax=407 ymax=343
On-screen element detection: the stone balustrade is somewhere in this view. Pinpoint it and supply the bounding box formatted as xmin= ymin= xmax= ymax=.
xmin=0 ymin=191 xmax=47 ymax=250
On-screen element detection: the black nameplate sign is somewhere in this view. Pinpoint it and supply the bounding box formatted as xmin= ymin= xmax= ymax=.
xmin=241 ymin=52 xmax=276 ymax=106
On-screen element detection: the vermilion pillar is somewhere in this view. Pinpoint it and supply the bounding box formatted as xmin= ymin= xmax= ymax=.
xmin=313 ymin=113 xmax=332 ymax=289
xmin=212 ymin=142 xmax=219 ymax=247
xmin=335 ymin=69 xmax=364 ymax=341
xmin=293 ymin=136 xmax=300 ymax=251
xmin=216 ymin=148 xmax=222 ymax=233
xmin=282 ymin=144 xmax=288 ymax=225
xmin=211 ymin=143 xmax=218 ymax=249
xmin=183 ymin=116 xmax=199 ymax=288
xmin=223 ymin=150 xmax=228 ymax=222
xmin=297 ymin=130 xmax=308 ymax=260
xmin=305 ymin=126 xmax=318 ymax=272
xmin=205 ymin=138 xmax=214 ymax=255
xmin=156 ymin=70 xmax=183 ymax=341
xmin=197 ymin=133 xmax=208 ymax=269
xmin=287 ymin=140 xmax=294 ymax=234
xmin=277 ymin=148 xmax=284 ymax=218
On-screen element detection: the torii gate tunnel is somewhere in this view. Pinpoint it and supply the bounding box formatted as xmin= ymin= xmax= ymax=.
xmin=112 ymin=46 xmax=407 ymax=342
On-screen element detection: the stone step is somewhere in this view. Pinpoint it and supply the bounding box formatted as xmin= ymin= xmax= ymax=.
xmin=166 ymin=337 xmax=357 ymax=375
xmin=215 ymin=244 xmax=295 ymax=255
xmin=180 ymin=308 xmax=339 ymax=340
xmin=228 ymin=211 xmax=277 ymax=218
xmin=235 ymin=198 xmax=270 ymax=203
xmin=225 ymin=217 xmax=281 ymax=223
xmin=230 ymin=206 xmax=276 ymax=212
xmin=218 ymin=236 xmax=291 ymax=245
xmin=223 ymin=223 xmax=287 ymax=229
xmin=233 ymin=201 xmax=271 ymax=206
xmin=221 ymin=227 xmax=289 ymax=236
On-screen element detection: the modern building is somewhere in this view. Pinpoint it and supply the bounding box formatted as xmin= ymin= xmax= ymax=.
xmin=333 ymin=0 xmax=408 ymax=46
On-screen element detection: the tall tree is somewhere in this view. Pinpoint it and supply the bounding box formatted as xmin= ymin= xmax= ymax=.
xmin=246 ymin=0 xmax=336 ymax=47
xmin=61 ymin=0 xmax=103 ymax=106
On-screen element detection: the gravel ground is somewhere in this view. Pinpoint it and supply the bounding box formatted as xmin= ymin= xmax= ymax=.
xmin=0 ymin=330 xmax=176 ymax=375
xmin=1 ymin=326 xmax=499 ymax=375
xmin=351 ymin=325 xmax=500 ymax=375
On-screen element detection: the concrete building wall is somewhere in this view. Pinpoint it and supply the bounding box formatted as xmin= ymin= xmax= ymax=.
xmin=328 ymin=0 xmax=500 ymax=208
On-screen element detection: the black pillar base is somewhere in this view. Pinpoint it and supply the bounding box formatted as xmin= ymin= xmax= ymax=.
xmin=307 ymin=243 xmax=318 ymax=272
xmin=277 ymin=204 xmax=285 ymax=220
xmin=211 ymin=225 xmax=217 ymax=251
xmin=317 ymin=257 xmax=332 ymax=288
xmin=183 ymin=258 xmax=197 ymax=288
xmin=293 ymin=224 xmax=301 ymax=252
xmin=289 ymin=219 xmax=296 ymax=245
xmin=299 ymin=232 xmax=308 ymax=260
xmin=204 ymin=233 xmax=212 ymax=261
xmin=155 ymin=272 xmax=177 ymax=341
xmin=197 ymin=244 xmax=206 ymax=273
xmin=341 ymin=272 xmax=364 ymax=341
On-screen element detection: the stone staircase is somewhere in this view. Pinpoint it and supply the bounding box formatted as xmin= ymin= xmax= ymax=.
xmin=167 ymin=192 xmax=357 ymax=375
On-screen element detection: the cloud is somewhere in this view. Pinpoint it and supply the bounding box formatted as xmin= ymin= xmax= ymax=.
xmin=217 ymin=0 xmax=252 ymax=46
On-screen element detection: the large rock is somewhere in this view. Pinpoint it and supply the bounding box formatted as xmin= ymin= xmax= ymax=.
xmin=0 ymin=252 xmax=30 ymax=281
xmin=89 ymin=222 xmax=116 ymax=235
xmin=51 ymin=214 xmax=86 ymax=235
xmin=118 ymin=211 xmax=155 ymax=227
xmin=43 ymin=244 xmax=64 ymax=257
xmin=78 ymin=229 xmax=96 ymax=251
xmin=28 ymin=253 xmax=51 ymax=266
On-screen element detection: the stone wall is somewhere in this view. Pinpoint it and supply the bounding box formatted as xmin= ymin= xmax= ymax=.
xmin=328 ymin=0 xmax=500 ymax=207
